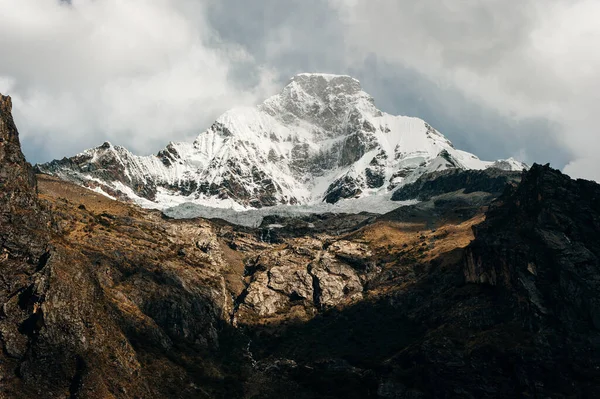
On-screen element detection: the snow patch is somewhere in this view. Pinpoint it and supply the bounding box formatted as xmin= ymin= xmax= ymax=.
xmin=90 ymin=186 xmax=116 ymax=200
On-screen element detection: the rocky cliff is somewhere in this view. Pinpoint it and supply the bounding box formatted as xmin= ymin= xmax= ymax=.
xmin=465 ymin=163 xmax=600 ymax=334
xmin=0 ymin=94 xmax=43 ymax=235
xmin=391 ymin=167 xmax=523 ymax=202
xmin=0 ymin=94 xmax=52 ymax=396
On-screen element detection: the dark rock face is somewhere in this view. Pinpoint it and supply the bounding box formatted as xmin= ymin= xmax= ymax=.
xmin=339 ymin=132 xmax=367 ymax=167
xmin=392 ymin=167 xmax=522 ymax=201
xmin=459 ymin=164 xmax=600 ymax=396
xmin=0 ymin=95 xmax=40 ymax=219
xmin=466 ymin=163 xmax=600 ymax=329
xmin=259 ymin=212 xmax=376 ymax=240
xmin=380 ymin=190 xmax=495 ymax=228
xmin=365 ymin=151 xmax=387 ymax=189
xmin=0 ymin=93 xmax=48 ymax=317
xmin=323 ymin=174 xmax=364 ymax=204
xmin=0 ymin=94 xmax=52 ymax=396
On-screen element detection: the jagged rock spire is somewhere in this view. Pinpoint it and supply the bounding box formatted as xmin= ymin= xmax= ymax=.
xmin=0 ymin=93 xmax=38 ymax=215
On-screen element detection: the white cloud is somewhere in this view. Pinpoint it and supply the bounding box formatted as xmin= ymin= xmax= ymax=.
xmin=330 ymin=0 xmax=600 ymax=181
xmin=0 ymin=0 xmax=276 ymax=161
xmin=2 ymin=0 xmax=598 ymax=182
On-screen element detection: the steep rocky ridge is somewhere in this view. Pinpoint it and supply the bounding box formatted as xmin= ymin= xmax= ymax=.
xmin=37 ymin=74 xmax=527 ymax=210
xmin=0 ymin=94 xmax=46 ymax=252
xmin=391 ymin=167 xmax=522 ymax=202
xmin=0 ymin=94 xmax=53 ymax=396
xmin=465 ymin=163 xmax=600 ymax=333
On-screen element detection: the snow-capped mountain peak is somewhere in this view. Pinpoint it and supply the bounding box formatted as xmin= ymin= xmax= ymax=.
xmin=37 ymin=73 xmax=528 ymax=210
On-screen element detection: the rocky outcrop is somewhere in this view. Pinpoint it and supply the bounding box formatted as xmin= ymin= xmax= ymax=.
xmin=323 ymin=174 xmax=364 ymax=203
xmin=464 ymin=164 xmax=600 ymax=324
xmin=235 ymin=238 xmax=369 ymax=324
xmin=391 ymin=167 xmax=522 ymax=201
xmin=308 ymin=255 xmax=363 ymax=308
xmin=0 ymin=94 xmax=43 ymax=229
xmin=0 ymin=95 xmax=56 ymax=396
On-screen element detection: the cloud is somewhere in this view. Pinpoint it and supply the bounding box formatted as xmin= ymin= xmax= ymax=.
xmin=205 ymin=0 xmax=571 ymax=169
xmin=0 ymin=0 xmax=277 ymax=162
xmin=0 ymin=0 xmax=596 ymax=183
xmin=328 ymin=0 xmax=600 ymax=181
xmin=206 ymin=0 xmax=349 ymax=80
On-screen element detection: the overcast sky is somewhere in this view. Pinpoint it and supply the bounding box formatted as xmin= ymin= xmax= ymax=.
xmin=0 ymin=0 xmax=598 ymax=181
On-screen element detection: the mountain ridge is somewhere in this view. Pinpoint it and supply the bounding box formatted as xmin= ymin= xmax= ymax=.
xmin=37 ymin=73 xmax=528 ymax=210
xmin=2 ymin=90 xmax=600 ymax=398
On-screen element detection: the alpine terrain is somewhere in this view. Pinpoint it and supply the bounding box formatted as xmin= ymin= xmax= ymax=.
xmin=3 ymin=78 xmax=599 ymax=399
xmin=38 ymin=74 xmax=527 ymax=211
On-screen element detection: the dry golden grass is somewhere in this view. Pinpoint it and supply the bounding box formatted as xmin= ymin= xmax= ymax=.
xmin=357 ymin=213 xmax=484 ymax=263
xmin=218 ymin=240 xmax=247 ymax=297
xmin=36 ymin=172 xmax=489 ymax=328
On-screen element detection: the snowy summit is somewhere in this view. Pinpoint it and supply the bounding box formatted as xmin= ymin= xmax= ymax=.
xmin=38 ymin=73 xmax=528 ymax=210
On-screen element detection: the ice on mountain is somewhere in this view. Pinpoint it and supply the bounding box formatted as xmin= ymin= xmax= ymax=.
xmin=163 ymin=195 xmax=418 ymax=227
